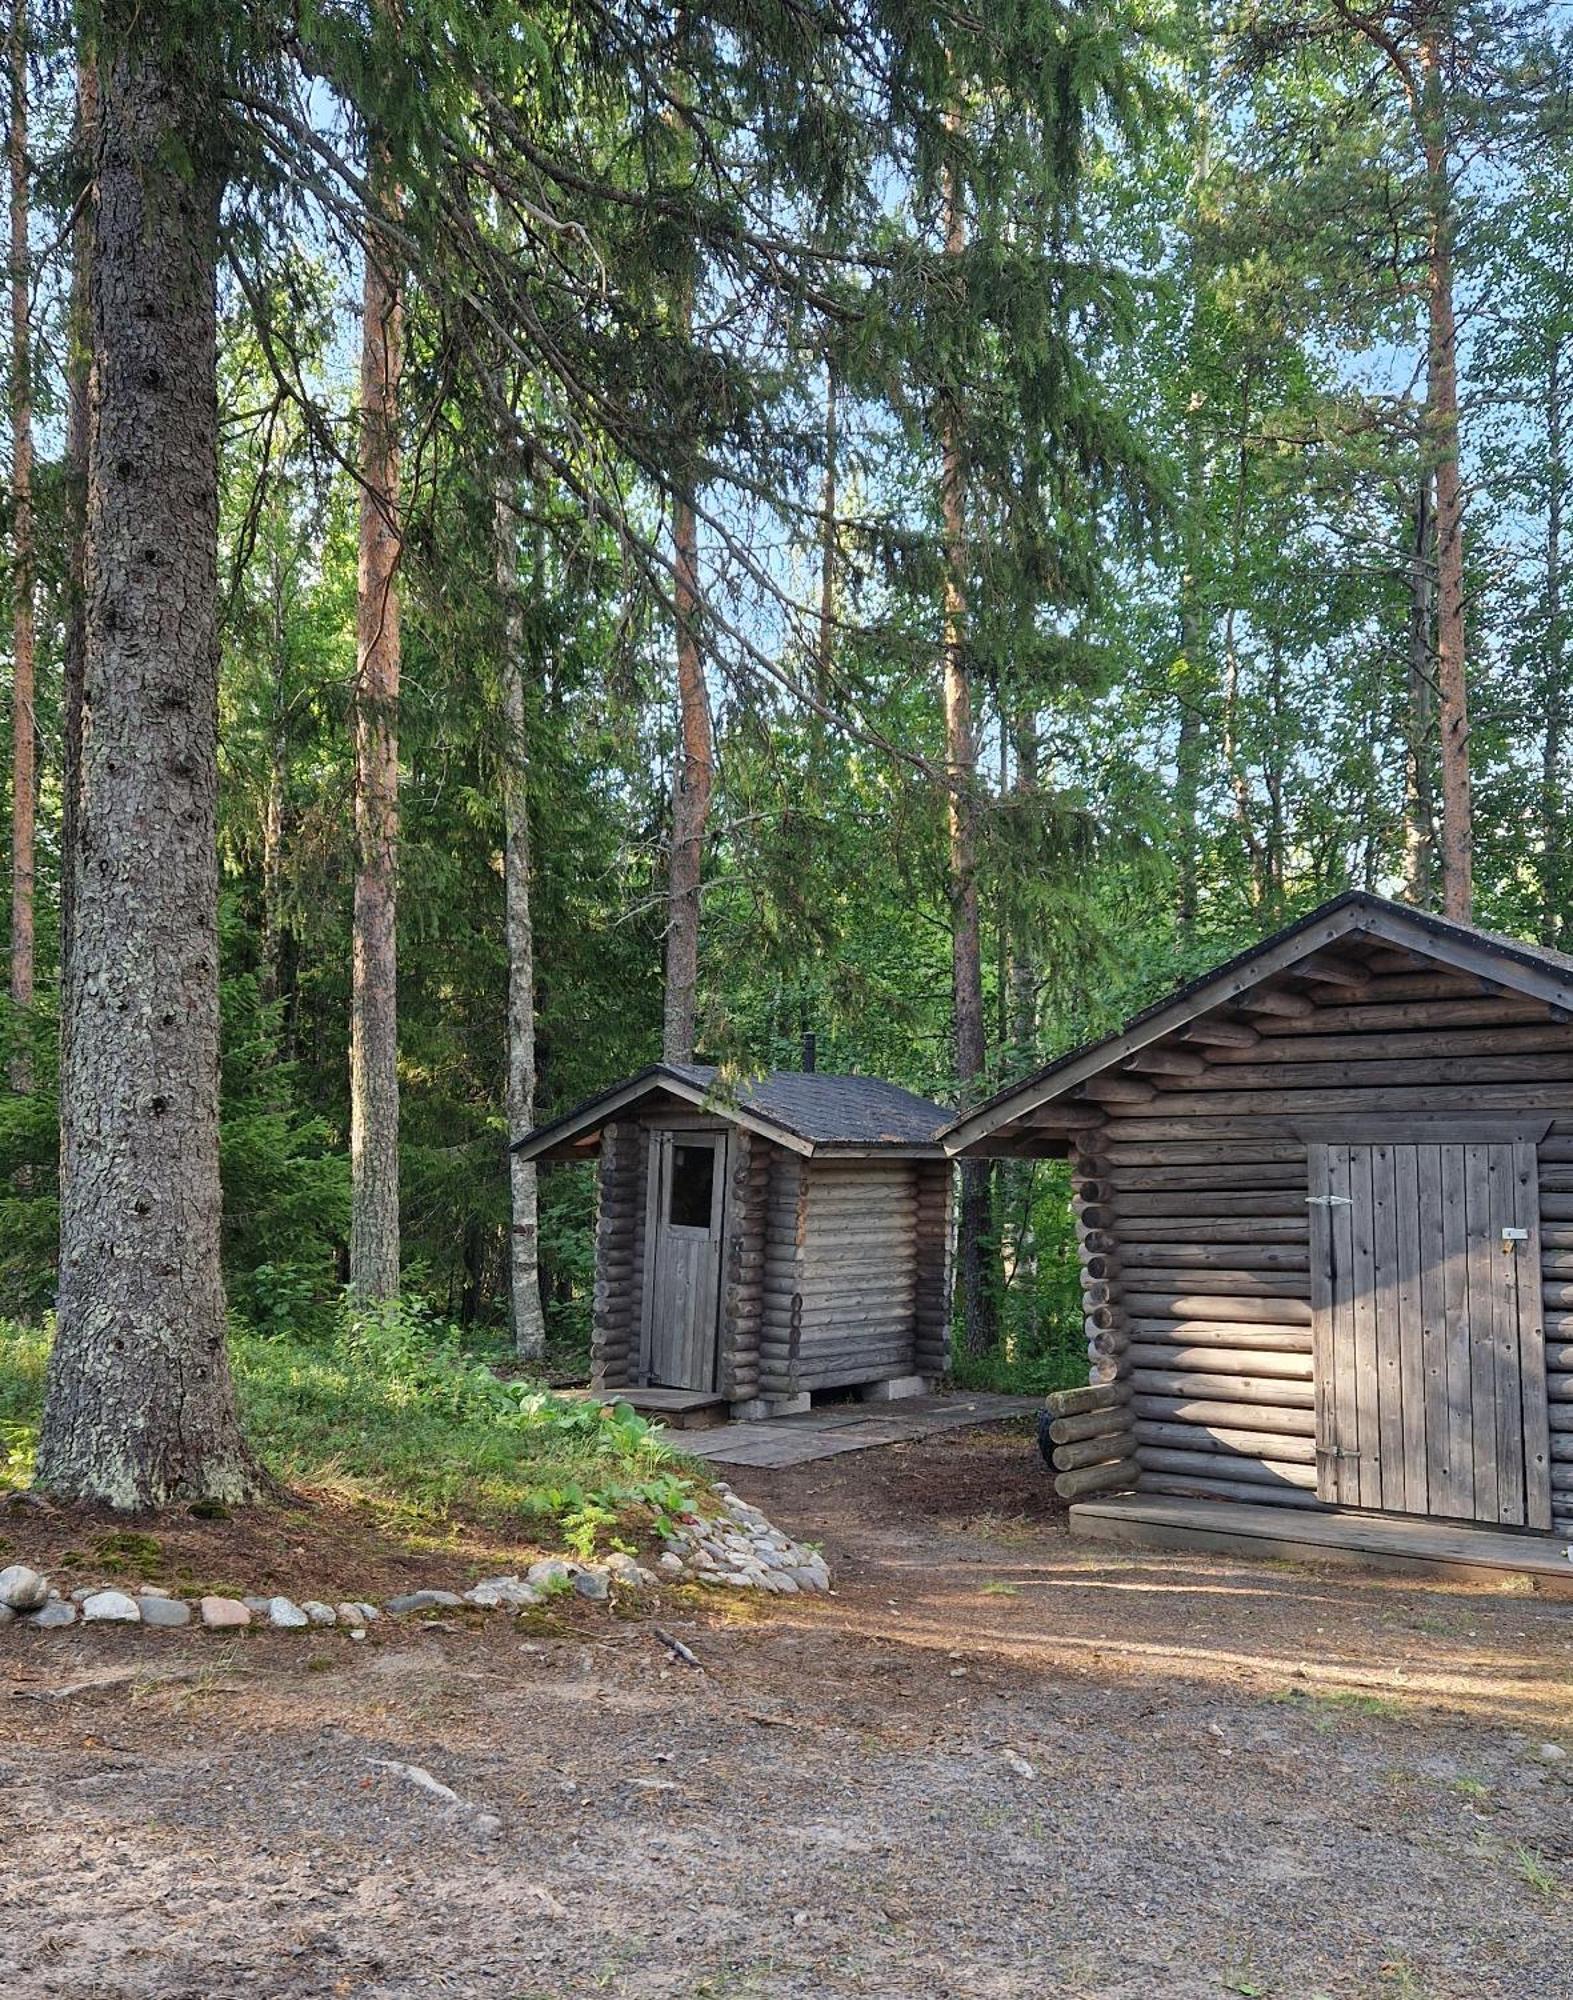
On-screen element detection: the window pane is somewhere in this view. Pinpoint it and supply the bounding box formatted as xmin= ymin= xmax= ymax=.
xmin=668 ymin=1143 xmax=716 ymax=1228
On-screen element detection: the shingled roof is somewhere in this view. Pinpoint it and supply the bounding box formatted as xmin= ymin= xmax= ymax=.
xmin=513 ymin=1063 xmax=951 ymax=1163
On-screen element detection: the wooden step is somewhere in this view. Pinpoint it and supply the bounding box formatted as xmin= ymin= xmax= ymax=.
xmin=602 ymin=1386 xmax=729 ymax=1429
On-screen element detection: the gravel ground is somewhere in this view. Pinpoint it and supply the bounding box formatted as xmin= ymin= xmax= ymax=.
xmin=5 ymin=1422 xmax=1572 ymax=1999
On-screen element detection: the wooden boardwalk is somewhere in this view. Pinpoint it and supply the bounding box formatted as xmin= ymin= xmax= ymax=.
xmin=675 ymin=1392 xmax=1036 ymax=1468
xmin=1074 ymin=1491 xmax=1573 ymax=1596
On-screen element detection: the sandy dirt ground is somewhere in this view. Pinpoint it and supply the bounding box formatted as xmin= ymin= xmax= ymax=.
xmin=5 ymin=1420 xmax=1573 ymax=2000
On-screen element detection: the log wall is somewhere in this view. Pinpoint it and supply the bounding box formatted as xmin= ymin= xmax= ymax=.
xmin=589 ymin=1119 xmax=647 ymax=1390
xmin=1042 ymin=960 xmax=1573 ymax=1537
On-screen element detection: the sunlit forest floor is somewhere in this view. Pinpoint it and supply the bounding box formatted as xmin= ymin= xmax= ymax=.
xmin=7 ymin=1423 xmax=1572 ymax=1998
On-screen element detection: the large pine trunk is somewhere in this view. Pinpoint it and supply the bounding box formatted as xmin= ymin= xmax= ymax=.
xmin=1542 ymin=340 xmax=1565 ymax=945
xmin=497 ymin=477 xmax=547 ymax=1362
xmin=1418 ymin=30 xmax=1471 ymax=922
xmin=7 ymin=11 xmax=36 ymax=1087
xmin=662 ymin=482 xmax=712 ymax=1064
xmin=1403 ymin=472 xmax=1436 ymax=908
xmin=37 ymin=25 xmax=260 ymax=1507
xmin=349 ymin=168 xmax=403 ymax=1302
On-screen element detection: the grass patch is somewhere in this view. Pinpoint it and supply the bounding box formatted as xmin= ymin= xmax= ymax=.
xmin=0 ymin=1303 xmax=705 ymax=1554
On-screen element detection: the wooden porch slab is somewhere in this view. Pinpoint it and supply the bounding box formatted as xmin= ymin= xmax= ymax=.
xmin=676 ymin=1393 xmax=1037 ymax=1469
xmin=1073 ymin=1493 xmax=1573 ymax=1597
xmin=598 ymin=1387 xmax=729 ymax=1429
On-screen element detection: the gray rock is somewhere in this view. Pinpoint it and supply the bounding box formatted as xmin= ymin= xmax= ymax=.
xmin=199 ymin=1596 xmax=251 ymax=1630
xmin=82 ymin=1589 xmax=141 ymax=1624
xmin=334 ymin=1602 xmax=366 ymax=1627
xmin=573 ymin=1569 xmax=611 ymax=1602
xmin=138 ymin=1595 xmax=192 ymax=1628
xmin=267 ymin=1596 xmax=310 ymax=1629
xmin=242 ymin=1596 xmax=273 ymax=1614
xmin=301 ymin=1600 xmax=337 ymax=1626
xmin=386 ymin=1589 xmax=464 ymax=1614
xmin=137 ymin=1585 xmax=174 ymax=1599
xmin=0 ymin=1564 xmax=48 ymax=1611
xmin=657 ymin=1552 xmax=685 ymax=1576
xmin=1538 ymin=1742 xmax=1567 ymax=1763
xmin=0 ymin=1603 xmax=13 ymax=1626
xmin=355 ymin=1602 xmax=381 ymax=1622
xmin=29 ymin=1600 xmax=77 ymax=1629
xmin=465 ymin=1578 xmax=539 ymax=1610
xmin=526 ymin=1559 xmax=574 ymax=1591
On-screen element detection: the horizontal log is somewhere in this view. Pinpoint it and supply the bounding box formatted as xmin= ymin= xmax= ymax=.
xmin=1131 ymin=1368 xmax=1315 ymax=1409
xmin=1138 ymin=1471 xmax=1326 ymax=1509
xmin=1133 ymin=1419 xmax=1317 ymax=1464
xmin=1138 ymin=1083 xmax=1573 ymax=1120
xmin=1548 ymin=1344 xmax=1573 ymax=1372
xmin=1257 ymin=997 xmax=1549 ymax=1034
xmin=1552 ymin=1434 xmax=1573 ymax=1462
xmin=1055 ymin=1432 xmax=1137 ymax=1472
xmin=1125 ymin=1046 xmax=1208 ymax=1077
xmin=1131 ymin=1394 xmax=1316 ymax=1436
xmin=1105 ymin=1162 xmax=1309 ymax=1193
xmin=1128 ymin=1318 xmax=1311 ymax=1351
xmin=1180 ymin=1052 xmax=1573 ymax=1094
xmin=1549 ymin=1372 xmax=1573 ymax=1402
xmin=1208 ymin=1022 xmax=1573 ymax=1068
xmin=1120 ymin=1244 xmax=1310 ymax=1273
xmin=1551 ymin=1406 xmax=1573 ymax=1433
xmin=1083 ymin=1074 xmax=1156 ymax=1104
xmin=1136 ymin=1446 xmax=1317 ymax=1489
xmin=1179 ymin=1017 xmax=1262 ymax=1048
xmin=1049 ymin=1406 xmax=1138 ymax=1445
xmin=1125 ymin=1270 xmax=1312 ymax=1300
xmin=1055 ymin=1455 xmax=1139 ymax=1500
xmin=1117 ymin=1217 xmax=1309 ymax=1243
xmin=1111 ymin=1190 xmax=1309 ymax=1219
xmin=1127 ymin=1344 xmax=1314 ymax=1381
xmin=1551 ymin=1464 xmax=1573 ymax=1493
xmin=1297 ymin=951 xmax=1373 ymax=990
xmin=1101 ymin=1141 xmax=1307 ymax=1169
xmin=1125 ymin=1290 xmax=1313 ymax=1324
xmin=1544 ymin=1195 xmax=1573 ymax=1221
xmin=1238 ymin=986 xmax=1315 ymax=1018
xmin=1046 ymin=1379 xmax=1132 ymax=1419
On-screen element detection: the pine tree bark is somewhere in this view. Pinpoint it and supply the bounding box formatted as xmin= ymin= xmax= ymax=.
xmin=1417 ymin=24 xmax=1471 ymax=922
xmin=37 ymin=23 xmax=261 ymax=1507
xmin=817 ymin=358 xmax=838 ymax=699
xmin=941 ymin=150 xmax=996 ymax=1359
xmin=349 ymin=161 xmax=403 ymax=1302
xmin=1541 ymin=340 xmax=1565 ymax=944
xmin=59 ymin=58 xmax=95 ymax=1057
xmin=662 ymin=477 xmax=712 ymax=1064
xmin=1403 ymin=471 xmax=1437 ymax=909
xmin=497 ymin=476 xmax=548 ymax=1361
xmin=7 ymin=9 xmax=36 ymax=1089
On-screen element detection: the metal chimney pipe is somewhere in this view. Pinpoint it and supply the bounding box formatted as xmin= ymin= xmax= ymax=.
xmin=802 ymin=1031 xmax=817 ymax=1074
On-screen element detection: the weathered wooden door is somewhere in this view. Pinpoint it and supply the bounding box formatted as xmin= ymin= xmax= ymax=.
xmin=1307 ymin=1139 xmax=1552 ymax=1528
xmin=642 ymin=1131 xmax=726 ymax=1392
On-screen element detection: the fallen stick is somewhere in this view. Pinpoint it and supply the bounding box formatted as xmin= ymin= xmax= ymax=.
xmin=653 ymin=1626 xmax=701 ymax=1668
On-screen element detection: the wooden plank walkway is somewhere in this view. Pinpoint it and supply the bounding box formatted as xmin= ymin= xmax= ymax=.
xmin=1073 ymin=1492 xmax=1573 ymax=1596
xmin=676 ymin=1393 xmax=1037 ymax=1469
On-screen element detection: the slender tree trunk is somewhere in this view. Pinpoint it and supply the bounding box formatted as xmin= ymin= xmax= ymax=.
xmin=1403 ymin=471 xmax=1437 ymax=909
xmin=260 ymin=536 xmax=289 ymax=1008
xmin=817 ymin=357 xmax=837 ymax=698
xmin=1542 ymin=342 xmax=1566 ymax=945
xmin=59 ymin=58 xmax=95 ymax=1055
xmin=1007 ymin=705 xmax=1039 ymax=1071
xmin=349 ymin=158 xmax=403 ymax=1302
xmin=1417 ymin=30 xmax=1471 ymax=922
xmin=7 ymin=10 xmax=35 ymax=1089
xmin=497 ymin=476 xmax=548 ymax=1362
xmin=37 ymin=22 xmax=260 ymax=1507
xmin=662 ymin=474 xmax=712 ymax=1063
xmin=940 ymin=149 xmax=995 ymax=1358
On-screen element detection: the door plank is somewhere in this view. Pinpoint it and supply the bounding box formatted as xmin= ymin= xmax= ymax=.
xmin=1348 ymin=1144 xmax=1383 ymax=1508
xmin=1307 ymin=1144 xmax=1339 ymax=1503
xmin=1330 ymin=1144 xmax=1361 ymax=1504
xmin=1488 ymin=1143 xmax=1526 ymax=1525
xmin=1394 ymin=1144 xmax=1428 ymax=1515
xmin=1418 ymin=1145 xmax=1458 ymax=1516
xmin=1463 ymin=1145 xmax=1500 ymax=1522
xmin=1440 ymin=1143 xmax=1475 ymax=1519
xmin=1371 ymin=1144 xmax=1405 ymax=1511
xmin=1514 ymin=1137 xmax=1554 ymax=1530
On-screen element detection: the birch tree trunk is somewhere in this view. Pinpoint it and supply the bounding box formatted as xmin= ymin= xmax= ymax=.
xmin=497 ymin=475 xmax=547 ymax=1361
xmin=1417 ymin=27 xmax=1471 ymax=922
xmin=940 ymin=149 xmax=996 ymax=1358
xmin=37 ymin=22 xmax=260 ymax=1507
xmin=349 ymin=162 xmax=403 ymax=1302
xmin=7 ymin=9 xmax=36 ymax=1089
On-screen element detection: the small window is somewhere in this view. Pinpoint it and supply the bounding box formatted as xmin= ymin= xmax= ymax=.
xmin=668 ymin=1143 xmax=716 ymax=1228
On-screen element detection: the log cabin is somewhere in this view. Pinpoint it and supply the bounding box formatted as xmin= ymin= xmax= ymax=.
xmin=945 ymin=892 xmax=1573 ymax=1589
xmin=514 ymin=1064 xmax=952 ymax=1421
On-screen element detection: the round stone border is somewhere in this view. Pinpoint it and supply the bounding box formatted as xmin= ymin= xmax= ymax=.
xmin=0 ymin=1493 xmax=829 ymax=1634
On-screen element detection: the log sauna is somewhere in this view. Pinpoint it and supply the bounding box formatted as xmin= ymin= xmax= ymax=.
xmin=947 ymin=891 xmax=1573 ymax=1582
xmin=515 ymin=1063 xmax=953 ymax=1419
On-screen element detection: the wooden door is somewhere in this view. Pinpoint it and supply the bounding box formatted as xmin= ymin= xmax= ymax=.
xmin=1308 ymin=1139 xmax=1552 ymax=1529
xmin=641 ymin=1131 xmax=726 ymax=1393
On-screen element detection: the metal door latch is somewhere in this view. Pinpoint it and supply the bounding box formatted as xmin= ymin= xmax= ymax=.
xmin=1306 ymin=1195 xmax=1354 ymax=1207
xmin=1501 ymin=1227 xmax=1529 ymax=1242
